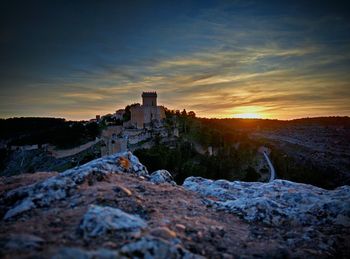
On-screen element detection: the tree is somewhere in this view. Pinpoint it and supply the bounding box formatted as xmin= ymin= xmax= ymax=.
xmin=243 ymin=166 xmax=260 ymax=182
xmin=86 ymin=122 xmax=100 ymax=138
xmin=188 ymin=111 xmax=196 ymax=118
xmin=164 ymin=108 xmax=176 ymax=118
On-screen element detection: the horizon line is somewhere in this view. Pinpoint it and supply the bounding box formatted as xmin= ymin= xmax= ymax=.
xmin=1 ymin=115 xmax=349 ymax=122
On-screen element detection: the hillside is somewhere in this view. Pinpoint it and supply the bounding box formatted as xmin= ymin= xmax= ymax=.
xmin=0 ymin=152 xmax=349 ymax=258
xmin=168 ymin=115 xmax=350 ymax=188
xmin=1 ymin=116 xmax=350 ymax=190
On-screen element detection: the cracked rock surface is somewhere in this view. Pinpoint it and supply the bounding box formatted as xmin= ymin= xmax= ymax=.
xmin=79 ymin=205 xmax=147 ymax=238
xmin=2 ymin=151 xmax=148 ymax=220
xmin=0 ymin=152 xmax=349 ymax=258
xmin=183 ymin=177 xmax=350 ymax=227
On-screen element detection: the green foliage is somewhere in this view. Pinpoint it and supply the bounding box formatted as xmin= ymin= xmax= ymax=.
xmin=182 ymin=115 xmax=348 ymax=188
xmin=270 ymin=149 xmax=337 ymax=189
xmin=85 ymin=122 xmax=100 ymax=139
xmin=134 ymin=140 xmax=253 ymax=184
xmin=188 ymin=111 xmax=196 ymax=118
xmin=143 ymin=113 xmax=347 ymax=188
xmin=133 ymin=112 xmax=262 ymax=183
xmin=123 ymin=105 xmax=131 ymax=122
xmin=164 ymin=108 xmax=175 ymax=118
xmin=0 ymin=117 xmax=65 ymax=140
xmin=0 ymin=118 xmax=102 ymax=149
xmin=134 ymin=142 xmax=199 ymax=184
xmin=243 ymin=166 xmax=260 ymax=182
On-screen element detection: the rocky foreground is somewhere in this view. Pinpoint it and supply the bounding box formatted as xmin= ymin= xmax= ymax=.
xmin=0 ymin=152 xmax=349 ymax=258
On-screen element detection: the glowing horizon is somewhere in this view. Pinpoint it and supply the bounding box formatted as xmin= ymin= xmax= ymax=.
xmin=1 ymin=1 xmax=349 ymax=121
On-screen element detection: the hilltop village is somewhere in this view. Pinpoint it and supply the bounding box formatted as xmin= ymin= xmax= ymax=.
xmin=94 ymin=92 xmax=179 ymax=156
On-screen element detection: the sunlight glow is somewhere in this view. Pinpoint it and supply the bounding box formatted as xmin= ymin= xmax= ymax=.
xmin=231 ymin=106 xmax=265 ymax=119
xmin=233 ymin=113 xmax=262 ymax=119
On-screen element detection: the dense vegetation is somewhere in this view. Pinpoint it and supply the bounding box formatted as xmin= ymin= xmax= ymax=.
xmin=135 ymin=110 xmax=261 ymax=184
xmin=134 ymin=141 xmax=259 ymax=184
xmin=0 ymin=118 xmax=100 ymax=149
xmin=270 ymin=149 xmax=337 ymax=189
xmin=1 ymin=115 xmax=348 ymax=188
xmin=136 ymin=112 xmax=350 ymax=188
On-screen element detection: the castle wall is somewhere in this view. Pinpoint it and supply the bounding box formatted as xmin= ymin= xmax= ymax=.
xmin=101 ymin=126 xmax=123 ymax=138
xmin=142 ymin=106 xmax=159 ymax=124
xmin=129 ymin=93 xmax=165 ymax=129
xmin=142 ymin=96 xmax=157 ymax=106
xmin=130 ymin=105 xmax=145 ymax=129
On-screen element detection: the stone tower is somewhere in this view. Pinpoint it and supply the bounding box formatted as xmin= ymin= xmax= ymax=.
xmin=142 ymin=92 xmax=157 ymax=106
xmin=130 ymin=91 xmax=165 ymax=129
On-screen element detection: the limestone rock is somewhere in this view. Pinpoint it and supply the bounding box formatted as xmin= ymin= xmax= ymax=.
xmin=53 ymin=237 xmax=203 ymax=259
xmin=4 ymin=199 xmax=35 ymax=220
xmin=2 ymin=151 xmax=350 ymax=258
xmin=4 ymin=234 xmax=44 ymax=251
xmin=119 ymin=236 xmax=203 ymax=259
xmin=150 ymin=170 xmax=175 ymax=184
xmin=2 ymin=152 xmax=148 ymax=220
xmin=183 ymin=177 xmax=350 ymax=226
xmin=53 ymin=247 xmax=123 ymax=259
xmin=79 ymin=205 xmax=147 ymax=238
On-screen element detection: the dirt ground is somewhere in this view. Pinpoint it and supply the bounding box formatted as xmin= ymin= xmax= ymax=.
xmin=0 ymin=172 xmax=349 ymax=258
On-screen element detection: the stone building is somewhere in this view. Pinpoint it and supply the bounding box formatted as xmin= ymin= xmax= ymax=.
xmin=100 ymin=126 xmax=127 ymax=156
xmin=130 ymin=92 xmax=166 ymax=129
xmin=112 ymin=109 xmax=125 ymax=120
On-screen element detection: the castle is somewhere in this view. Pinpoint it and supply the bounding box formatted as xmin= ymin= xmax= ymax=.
xmin=130 ymin=92 xmax=166 ymax=129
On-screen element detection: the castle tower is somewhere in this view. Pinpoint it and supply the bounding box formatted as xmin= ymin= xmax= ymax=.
xmin=142 ymin=91 xmax=157 ymax=107
xmin=130 ymin=91 xmax=165 ymax=129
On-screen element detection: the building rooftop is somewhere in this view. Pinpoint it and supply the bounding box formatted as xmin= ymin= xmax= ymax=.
xmin=142 ymin=91 xmax=157 ymax=97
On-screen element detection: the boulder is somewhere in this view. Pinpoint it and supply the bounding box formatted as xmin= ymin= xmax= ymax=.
xmin=2 ymin=152 xmax=148 ymax=220
xmin=79 ymin=205 xmax=147 ymax=238
xmin=149 ymin=170 xmax=175 ymax=184
xmin=183 ymin=177 xmax=350 ymax=226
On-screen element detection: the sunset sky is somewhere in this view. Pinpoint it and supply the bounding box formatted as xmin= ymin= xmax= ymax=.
xmin=1 ymin=0 xmax=350 ymax=120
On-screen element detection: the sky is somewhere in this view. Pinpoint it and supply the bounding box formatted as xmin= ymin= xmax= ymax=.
xmin=1 ymin=0 xmax=350 ymax=120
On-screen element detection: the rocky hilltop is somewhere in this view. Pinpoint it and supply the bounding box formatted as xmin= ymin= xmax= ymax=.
xmin=0 ymin=152 xmax=349 ymax=258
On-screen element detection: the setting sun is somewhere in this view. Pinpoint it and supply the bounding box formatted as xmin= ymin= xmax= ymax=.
xmin=233 ymin=113 xmax=262 ymax=119
xmin=232 ymin=106 xmax=265 ymax=119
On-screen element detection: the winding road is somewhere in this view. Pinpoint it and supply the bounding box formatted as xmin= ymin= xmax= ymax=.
xmin=262 ymin=151 xmax=276 ymax=182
